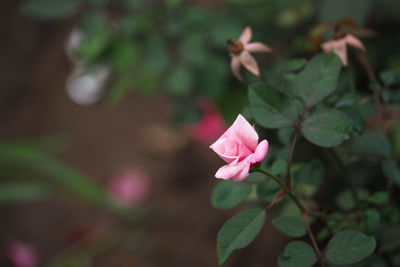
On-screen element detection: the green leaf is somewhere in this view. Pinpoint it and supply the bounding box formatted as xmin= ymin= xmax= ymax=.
xmin=211 ymin=180 xmax=251 ymax=210
xmin=217 ymin=208 xmax=266 ymax=264
xmin=20 ymin=0 xmax=82 ymax=19
xmin=0 ymin=182 xmax=49 ymax=203
xmin=382 ymin=159 xmax=400 ymax=186
xmin=301 ymin=110 xmax=352 ymax=147
xmin=326 ymin=229 xmax=376 ymax=265
xmin=362 ymin=209 xmax=380 ymax=232
xmin=249 ymin=83 xmax=299 ymax=129
xmin=278 ymin=241 xmax=317 ymax=267
xmin=272 ymin=216 xmax=306 ymax=237
xmin=365 ymin=191 xmax=388 ymax=205
xmin=290 ymin=53 xmax=341 ymax=107
xmin=257 ymin=179 xmax=281 ymax=202
xmin=318 ymin=0 xmax=372 ymax=25
xmin=380 ymin=69 xmax=400 ymax=86
xmin=271 ymin=160 xmax=288 ymax=175
xmin=0 ymin=143 xmax=109 ymax=207
xmin=353 ymin=131 xmax=391 ymax=158
xmin=166 ymin=66 xmax=193 ymax=97
xmin=336 ymin=189 xmax=369 ymax=210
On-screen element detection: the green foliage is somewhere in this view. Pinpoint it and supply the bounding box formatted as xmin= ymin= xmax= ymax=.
xmin=20 ymin=0 xmax=82 ymax=19
xmin=0 ymin=182 xmax=49 ymax=203
xmin=278 ymin=241 xmax=317 ymax=267
xmin=353 ymin=131 xmax=391 ymax=158
xmin=290 ymin=53 xmax=342 ymax=107
xmin=211 ymin=180 xmax=252 ymax=210
xmin=256 ymin=179 xmax=281 ymax=202
xmin=301 ymin=110 xmax=352 ymax=147
xmin=248 ymin=83 xmax=299 ymax=129
xmin=0 ymin=143 xmax=110 ymax=207
xmin=382 ymin=159 xmax=400 ymax=186
xmin=217 ymin=208 xmax=266 ymax=264
xmin=325 ymin=229 xmax=376 ymax=264
xmin=272 ymin=216 xmax=306 ymax=237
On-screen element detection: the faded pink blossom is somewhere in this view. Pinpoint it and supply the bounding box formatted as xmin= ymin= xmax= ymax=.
xmin=108 ymin=169 xmax=151 ymax=206
xmin=321 ymin=34 xmax=365 ymax=66
xmin=210 ymin=114 xmax=269 ymax=181
xmin=6 ymin=240 xmax=38 ymax=267
xmin=187 ymin=100 xmax=227 ymax=143
xmin=228 ymin=27 xmax=271 ymax=81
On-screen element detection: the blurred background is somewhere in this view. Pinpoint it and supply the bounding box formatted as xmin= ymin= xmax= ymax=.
xmin=0 ymin=0 xmax=399 ymax=266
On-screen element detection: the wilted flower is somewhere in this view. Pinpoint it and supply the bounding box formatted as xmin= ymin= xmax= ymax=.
xmin=210 ymin=114 xmax=269 ymax=181
xmin=6 ymin=240 xmax=38 ymax=267
xmin=186 ymin=99 xmax=227 ymax=144
xmin=108 ymin=169 xmax=151 ymax=206
xmin=321 ymin=33 xmax=365 ymax=66
xmin=227 ymin=27 xmax=271 ymax=81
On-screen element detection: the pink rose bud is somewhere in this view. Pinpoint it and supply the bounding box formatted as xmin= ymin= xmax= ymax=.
xmin=108 ymin=169 xmax=151 ymax=206
xmin=6 ymin=240 xmax=38 ymax=267
xmin=187 ymin=100 xmax=227 ymax=144
xmin=210 ymin=114 xmax=269 ymax=181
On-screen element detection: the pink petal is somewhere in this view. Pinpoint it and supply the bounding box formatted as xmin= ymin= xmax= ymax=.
xmin=209 ymin=138 xmax=240 ymax=164
xmin=239 ymin=26 xmax=252 ymax=44
xmin=245 ymin=42 xmax=271 ymax=53
xmin=226 ymin=114 xmax=259 ymax=151
xmin=239 ymin=51 xmax=260 ymax=76
xmin=345 ymin=34 xmax=365 ymax=51
xmin=322 ymin=40 xmax=348 ymax=66
xmin=215 ymin=156 xmax=252 ymax=181
xmin=321 ymin=40 xmax=336 ymax=53
xmin=333 ymin=41 xmax=348 ymax=66
xmin=230 ymin=56 xmax=243 ymax=81
xmin=250 ymin=139 xmax=269 ymax=164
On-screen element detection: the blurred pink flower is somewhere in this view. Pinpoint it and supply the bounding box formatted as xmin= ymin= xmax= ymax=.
xmin=108 ymin=169 xmax=151 ymax=206
xmin=228 ymin=26 xmax=271 ymax=81
xmin=321 ymin=34 xmax=365 ymax=66
xmin=187 ymin=100 xmax=227 ymax=144
xmin=210 ymin=114 xmax=269 ymax=181
xmin=6 ymin=240 xmax=38 ymax=267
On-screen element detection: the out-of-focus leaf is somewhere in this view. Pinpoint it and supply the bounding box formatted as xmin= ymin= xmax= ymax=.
xmin=217 ymin=208 xmax=266 ymax=264
xmin=109 ymin=40 xmax=140 ymax=72
xmin=20 ymin=0 xmax=82 ymax=19
xmin=318 ymin=0 xmax=372 ymax=26
xmin=166 ymin=66 xmax=193 ymax=97
xmin=301 ymin=109 xmax=352 ymax=147
xmin=338 ymin=106 xmax=365 ymax=133
xmin=353 ymin=131 xmax=391 ymax=158
xmin=0 ymin=143 xmax=110 ymax=207
xmin=336 ymin=188 xmax=368 ymax=210
xmin=362 ymin=209 xmax=380 ymax=232
xmin=380 ymin=69 xmax=400 ymax=86
xmin=0 ymin=182 xmax=49 ymax=203
xmin=382 ymin=159 xmax=400 ymax=186
xmin=294 ymin=159 xmax=325 ymax=196
xmin=365 ymin=191 xmax=388 ymax=204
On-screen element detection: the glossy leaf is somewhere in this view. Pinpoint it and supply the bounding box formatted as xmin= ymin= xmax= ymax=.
xmin=211 ymin=180 xmax=251 ymax=210
xmin=278 ymin=241 xmax=317 ymax=267
xmin=272 ymin=216 xmax=306 ymax=237
xmin=301 ymin=110 xmax=352 ymax=147
xmin=290 ymin=53 xmax=341 ymax=107
xmin=249 ymin=83 xmax=299 ymax=129
xmin=326 ymin=229 xmax=376 ymax=264
xmin=217 ymin=208 xmax=266 ymax=264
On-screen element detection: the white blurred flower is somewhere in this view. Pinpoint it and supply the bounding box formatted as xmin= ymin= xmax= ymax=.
xmin=66 ymin=66 xmax=111 ymax=105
